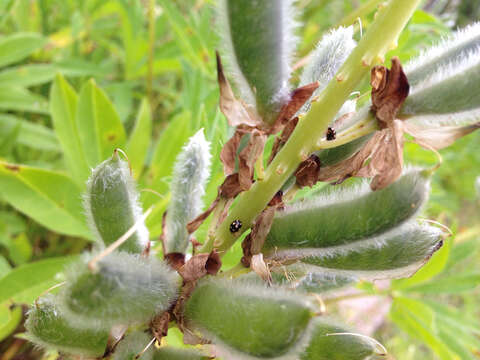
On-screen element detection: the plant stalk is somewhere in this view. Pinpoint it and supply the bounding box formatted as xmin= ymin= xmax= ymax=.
xmin=206 ymin=0 xmax=422 ymax=254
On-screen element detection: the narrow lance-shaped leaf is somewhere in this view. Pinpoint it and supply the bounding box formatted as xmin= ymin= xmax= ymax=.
xmin=50 ymin=74 xmax=90 ymax=185
xmin=59 ymin=252 xmax=181 ymax=330
xmin=0 ymin=33 xmax=47 ymax=67
xmin=164 ymin=130 xmax=211 ymax=255
xmin=265 ymin=169 xmax=430 ymax=250
xmin=25 ymin=295 xmax=109 ymax=358
xmin=218 ymin=0 xmax=297 ymax=123
xmin=184 ymin=278 xmax=314 ymax=358
xmin=126 ymin=98 xmax=152 ymax=179
xmin=0 ymin=162 xmax=90 ymax=239
xmin=85 ymin=151 xmax=149 ymax=252
xmin=76 ymin=79 xmax=126 ymax=168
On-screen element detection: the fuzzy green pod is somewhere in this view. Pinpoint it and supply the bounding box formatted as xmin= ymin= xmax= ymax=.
xmin=301 ymin=318 xmax=379 ymax=360
xmin=164 ymin=130 xmax=211 ymax=255
xmin=299 ymin=26 xmax=356 ymax=115
xmin=218 ymin=0 xmax=297 ymax=122
xmin=59 ymin=252 xmax=181 ymax=330
xmin=265 ymin=170 xmax=430 ymax=250
xmin=113 ymin=331 xmax=154 ymax=360
xmin=184 ymin=279 xmax=314 ymax=358
xmin=25 ymin=295 xmax=109 ymax=357
xmin=85 ymin=151 xmax=148 ymax=253
xmin=290 ymin=224 xmax=443 ymax=278
xmin=153 ymin=347 xmax=209 ymax=360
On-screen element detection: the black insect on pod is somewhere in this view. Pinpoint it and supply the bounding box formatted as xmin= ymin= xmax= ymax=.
xmin=326 ymin=127 xmax=336 ymax=141
xmin=230 ymin=220 xmax=242 ymax=233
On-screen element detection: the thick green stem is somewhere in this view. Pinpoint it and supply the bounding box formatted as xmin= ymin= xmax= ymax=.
xmin=207 ymin=0 xmax=421 ymax=254
xmin=337 ymin=0 xmax=384 ymax=27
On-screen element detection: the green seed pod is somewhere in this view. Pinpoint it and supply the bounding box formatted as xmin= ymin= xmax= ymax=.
xmin=265 ymin=169 xmax=430 ymax=250
xmin=25 ymin=295 xmax=108 ymax=357
xmin=153 ymin=347 xmax=209 ymax=360
xmin=84 ymin=151 xmax=149 ymax=253
xmin=405 ymin=23 xmax=480 ymax=86
xmin=184 ymin=279 xmax=314 ymax=358
xmin=218 ymin=0 xmax=297 ymax=122
xmin=270 ymin=223 xmax=444 ymax=280
xmin=299 ymin=26 xmax=356 ymax=115
xmin=301 ymin=318 xmax=380 ymax=360
xmin=113 ymin=331 xmax=154 ymax=360
xmin=59 ymin=252 xmax=181 ymax=330
xmin=164 ymin=130 xmax=211 ymax=255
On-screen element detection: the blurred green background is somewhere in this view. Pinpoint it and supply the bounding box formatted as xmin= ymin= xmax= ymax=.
xmin=0 ymin=0 xmax=479 ymax=359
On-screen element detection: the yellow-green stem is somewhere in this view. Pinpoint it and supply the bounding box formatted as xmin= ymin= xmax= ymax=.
xmin=205 ymin=0 xmax=421 ymax=254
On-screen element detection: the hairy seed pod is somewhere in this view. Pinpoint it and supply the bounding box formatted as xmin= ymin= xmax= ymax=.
xmin=59 ymin=252 xmax=181 ymax=330
xmin=153 ymin=347 xmax=209 ymax=360
xmin=84 ymin=151 xmax=149 ymax=253
xmin=113 ymin=331 xmax=154 ymax=360
xmin=299 ymin=26 xmax=356 ymax=115
xmin=184 ymin=278 xmax=314 ymax=358
xmin=164 ymin=129 xmax=211 ymax=255
xmin=301 ymin=318 xmax=380 ymax=360
xmin=217 ymin=0 xmax=297 ymax=122
xmin=25 ymin=295 xmax=109 ymax=357
xmin=265 ymin=169 xmax=430 ymax=250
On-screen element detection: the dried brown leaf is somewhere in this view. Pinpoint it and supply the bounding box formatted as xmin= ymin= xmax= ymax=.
xmin=295 ymin=154 xmax=322 ymax=188
xmin=219 ymin=173 xmax=244 ymax=199
xmin=238 ymin=130 xmax=267 ymax=190
xmin=164 ymin=252 xmax=186 ymax=271
xmin=216 ymin=52 xmax=260 ymax=128
xmin=404 ymin=122 xmax=480 ymax=150
xmin=220 ymin=130 xmax=243 ymax=176
xmin=178 ymin=250 xmax=222 ymax=282
xmin=358 ymin=120 xmax=405 ymax=190
xmin=268 ymin=117 xmax=299 ymax=165
xmin=251 ymin=253 xmax=272 ymax=284
xmin=186 ymin=197 xmax=220 ymax=233
xmin=150 ymin=312 xmax=170 ymax=343
xmin=371 ymin=57 xmax=410 ymax=126
xmin=270 ymin=82 xmax=319 ymax=134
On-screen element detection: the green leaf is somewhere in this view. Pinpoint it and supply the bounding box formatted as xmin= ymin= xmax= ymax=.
xmin=0 ymin=114 xmax=60 ymax=152
xmin=390 ymin=297 xmax=457 ymax=360
xmin=219 ymin=0 xmax=296 ymax=122
xmin=0 ymin=86 xmax=48 ymax=114
xmin=50 ymin=74 xmax=90 ymax=186
xmin=0 ymin=33 xmax=47 ymax=67
xmin=8 ymin=232 xmax=32 ymax=265
xmin=301 ymin=318 xmax=379 ymax=360
xmin=0 ymin=162 xmax=91 ymax=239
xmin=25 ymin=294 xmax=109 ymax=357
xmin=59 ymin=253 xmax=181 ymax=330
xmin=0 ymin=304 xmax=21 ymax=342
xmin=142 ymin=111 xmax=193 ymax=207
xmin=126 ymin=98 xmax=152 ymax=179
xmin=0 ymin=256 xmax=75 ymax=305
xmin=184 ymin=278 xmax=314 ymax=358
xmin=0 ymin=256 xmax=11 ymax=278
xmin=401 ymin=272 xmax=480 ymax=294
xmin=265 ymin=170 xmax=430 ymax=250
xmin=0 ymin=64 xmax=56 ymax=87
xmin=76 ymin=79 xmax=126 ymax=168
xmin=113 ymin=331 xmax=154 ymax=360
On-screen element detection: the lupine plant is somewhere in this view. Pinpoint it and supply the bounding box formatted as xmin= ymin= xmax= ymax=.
xmin=22 ymin=0 xmax=480 ymax=359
